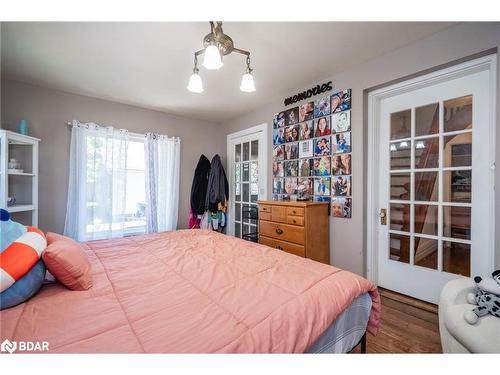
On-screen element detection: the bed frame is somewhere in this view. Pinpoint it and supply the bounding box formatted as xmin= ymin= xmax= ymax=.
xmin=350 ymin=333 xmax=367 ymax=354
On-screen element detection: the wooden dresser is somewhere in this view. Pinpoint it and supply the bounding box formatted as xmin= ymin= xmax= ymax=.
xmin=257 ymin=200 xmax=330 ymax=264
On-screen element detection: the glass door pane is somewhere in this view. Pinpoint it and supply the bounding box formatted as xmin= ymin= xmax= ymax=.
xmin=388 ymin=95 xmax=473 ymax=276
xmin=231 ymin=137 xmax=260 ymax=240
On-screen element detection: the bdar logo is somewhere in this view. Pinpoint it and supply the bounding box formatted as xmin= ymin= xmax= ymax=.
xmin=0 ymin=339 xmax=49 ymax=353
xmin=1 ymin=339 xmax=17 ymax=354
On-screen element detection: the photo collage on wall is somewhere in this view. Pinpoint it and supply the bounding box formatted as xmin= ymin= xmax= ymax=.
xmin=273 ymin=88 xmax=352 ymax=218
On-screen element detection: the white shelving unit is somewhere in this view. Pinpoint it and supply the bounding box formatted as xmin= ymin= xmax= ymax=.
xmin=0 ymin=130 xmax=40 ymax=226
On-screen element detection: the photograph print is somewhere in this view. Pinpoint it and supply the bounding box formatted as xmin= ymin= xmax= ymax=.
xmin=314 ymin=116 xmax=331 ymax=137
xmin=314 ymin=96 xmax=331 ymax=117
xmin=273 ymin=145 xmax=284 ymax=161
xmin=285 ymin=142 xmax=299 ymax=160
xmin=314 ymin=177 xmax=331 ymax=196
xmin=284 ymin=124 xmax=300 ymax=142
xmin=331 ymin=197 xmax=352 ymax=218
xmin=331 ymin=110 xmax=351 ymax=133
xmin=332 ymin=131 xmax=351 ymax=154
xmin=299 ymin=120 xmax=314 ymax=140
xmin=273 ymin=111 xmax=286 ymax=128
xmin=314 ymin=156 xmax=331 ymax=176
xmin=299 ymin=139 xmax=313 ymax=158
xmin=331 ymin=153 xmax=351 ymax=175
xmin=314 ymin=137 xmax=331 ymax=157
xmin=297 ymin=177 xmax=313 ymax=195
xmin=273 ymin=127 xmax=285 ymax=145
xmin=284 ymin=178 xmax=298 ymax=195
xmin=299 ymin=158 xmax=314 ymax=177
xmin=332 ymin=175 xmax=351 ymax=196
xmin=285 ymin=107 xmax=299 ymax=126
xmin=299 ymin=101 xmax=315 ymax=122
xmin=314 ymin=196 xmax=331 ymax=202
xmin=284 ymin=160 xmax=299 ymax=177
xmin=273 ymin=178 xmax=284 ymax=194
xmin=331 ymin=89 xmax=352 ymax=113
xmin=273 ymin=161 xmax=284 ymax=178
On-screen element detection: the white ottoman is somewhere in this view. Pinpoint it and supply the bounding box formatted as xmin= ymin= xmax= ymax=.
xmin=439 ymin=278 xmax=500 ymax=353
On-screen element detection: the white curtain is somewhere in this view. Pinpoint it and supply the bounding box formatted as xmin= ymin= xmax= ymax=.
xmin=64 ymin=120 xmax=129 ymax=241
xmin=144 ymin=133 xmax=180 ymax=233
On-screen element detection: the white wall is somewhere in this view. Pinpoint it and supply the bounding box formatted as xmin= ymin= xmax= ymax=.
xmin=220 ymin=22 xmax=500 ymax=274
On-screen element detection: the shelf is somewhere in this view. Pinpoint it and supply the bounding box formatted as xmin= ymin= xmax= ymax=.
xmin=7 ymin=172 xmax=35 ymax=176
xmin=7 ymin=204 xmax=35 ymax=213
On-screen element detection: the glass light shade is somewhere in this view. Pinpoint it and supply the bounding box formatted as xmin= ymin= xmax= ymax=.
xmin=202 ymin=45 xmax=223 ymax=70
xmin=240 ymin=72 xmax=256 ymax=93
xmin=187 ymin=72 xmax=203 ymax=93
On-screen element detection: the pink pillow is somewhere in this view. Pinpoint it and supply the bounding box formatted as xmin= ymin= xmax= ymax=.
xmin=42 ymin=233 xmax=93 ymax=290
xmin=46 ymin=232 xmax=67 ymax=245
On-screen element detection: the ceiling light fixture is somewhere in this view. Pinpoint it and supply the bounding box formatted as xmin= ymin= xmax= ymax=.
xmin=186 ymin=55 xmax=204 ymax=93
xmin=187 ymin=21 xmax=255 ymax=93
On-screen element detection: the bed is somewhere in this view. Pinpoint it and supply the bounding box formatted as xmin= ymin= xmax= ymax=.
xmin=0 ymin=229 xmax=380 ymax=353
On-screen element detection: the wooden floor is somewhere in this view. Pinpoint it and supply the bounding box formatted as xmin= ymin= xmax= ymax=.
xmin=353 ymin=288 xmax=442 ymax=353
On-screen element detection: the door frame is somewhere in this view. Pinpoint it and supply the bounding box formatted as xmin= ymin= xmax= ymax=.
xmin=366 ymin=54 xmax=497 ymax=284
xmin=226 ymin=123 xmax=269 ymax=236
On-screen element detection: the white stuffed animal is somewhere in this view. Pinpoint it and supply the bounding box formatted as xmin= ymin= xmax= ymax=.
xmin=464 ymin=270 xmax=500 ymax=324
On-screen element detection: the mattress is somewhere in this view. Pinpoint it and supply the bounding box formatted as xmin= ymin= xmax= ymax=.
xmin=0 ymin=230 xmax=380 ymax=353
xmin=307 ymin=292 xmax=371 ymax=353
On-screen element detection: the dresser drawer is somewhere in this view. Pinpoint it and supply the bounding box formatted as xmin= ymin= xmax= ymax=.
xmin=287 ymin=216 xmax=304 ymax=226
xmin=259 ymin=236 xmax=306 ymax=258
xmin=286 ymin=207 xmax=304 ymax=217
xmin=259 ymin=205 xmax=272 ymax=213
xmin=259 ymin=212 xmax=271 ymax=221
xmin=271 ymin=206 xmax=287 ymax=223
xmin=259 ymin=220 xmax=305 ymax=244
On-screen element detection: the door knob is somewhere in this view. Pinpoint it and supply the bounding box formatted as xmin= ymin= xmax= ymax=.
xmin=379 ymin=208 xmax=387 ymax=225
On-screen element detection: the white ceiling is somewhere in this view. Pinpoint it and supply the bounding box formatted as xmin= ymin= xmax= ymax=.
xmin=1 ymin=22 xmax=456 ymax=123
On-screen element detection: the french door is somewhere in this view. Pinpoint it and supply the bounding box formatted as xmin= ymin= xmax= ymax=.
xmin=227 ymin=124 xmax=268 ymax=239
xmin=370 ymin=56 xmax=496 ymax=304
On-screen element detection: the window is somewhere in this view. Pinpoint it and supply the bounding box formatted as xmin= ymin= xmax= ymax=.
xmin=65 ymin=122 xmax=180 ymax=241
xmin=123 ymin=138 xmax=147 ymax=235
xmin=84 ymin=134 xmax=146 ymax=237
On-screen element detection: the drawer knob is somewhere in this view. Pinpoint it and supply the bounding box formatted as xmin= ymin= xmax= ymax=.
xmin=293 ymin=220 xmax=296 ymax=223
xmin=275 ymin=228 xmax=283 ymax=235
xmin=276 ymin=246 xmax=283 ymax=250
xmin=292 ymin=210 xmax=296 ymax=214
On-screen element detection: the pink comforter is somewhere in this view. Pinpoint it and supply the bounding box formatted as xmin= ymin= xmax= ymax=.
xmin=0 ymin=230 xmax=380 ymax=353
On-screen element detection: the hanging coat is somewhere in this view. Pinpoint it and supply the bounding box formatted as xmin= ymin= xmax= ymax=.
xmin=205 ymin=154 xmax=229 ymax=213
xmin=190 ymin=154 xmax=211 ymax=215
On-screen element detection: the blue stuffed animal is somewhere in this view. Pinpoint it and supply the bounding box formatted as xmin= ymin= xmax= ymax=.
xmin=0 ymin=208 xmax=27 ymax=252
xmin=464 ymin=270 xmax=500 ymax=324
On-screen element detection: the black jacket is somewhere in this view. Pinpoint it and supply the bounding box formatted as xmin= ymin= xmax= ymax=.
xmin=190 ymin=155 xmax=211 ymax=215
xmin=205 ymin=154 xmax=229 ymax=212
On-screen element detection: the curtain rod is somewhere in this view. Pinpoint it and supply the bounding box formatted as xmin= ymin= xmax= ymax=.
xmin=66 ymin=121 xmax=180 ymax=142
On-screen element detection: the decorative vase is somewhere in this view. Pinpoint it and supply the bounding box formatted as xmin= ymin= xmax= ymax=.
xmin=18 ymin=119 xmax=29 ymax=135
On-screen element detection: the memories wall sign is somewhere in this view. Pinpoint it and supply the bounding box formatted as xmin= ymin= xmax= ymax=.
xmin=273 ymin=88 xmax=353 ymax=219
xmin=283 ymin=81 xmax=333 ymax=106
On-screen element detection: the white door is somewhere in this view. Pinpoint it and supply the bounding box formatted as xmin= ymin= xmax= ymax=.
xmin=227 ymin=124 xmax=268 ymax=239
xmin=371 ymin=56 xmax=496 ymax=303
